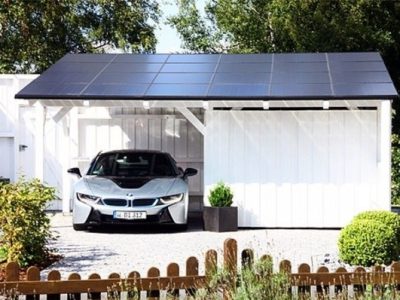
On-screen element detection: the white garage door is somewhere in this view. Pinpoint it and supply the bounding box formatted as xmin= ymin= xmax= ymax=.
xmin=205 ymin=110 xmax=383 ymax=228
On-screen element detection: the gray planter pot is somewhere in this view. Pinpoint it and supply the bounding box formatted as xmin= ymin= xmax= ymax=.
xmin=203 ymin=206 xmax=238 ymax=232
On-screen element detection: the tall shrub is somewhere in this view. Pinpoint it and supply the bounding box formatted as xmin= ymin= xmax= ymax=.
xmin=0 ymin=177 xmax=55 ymax=266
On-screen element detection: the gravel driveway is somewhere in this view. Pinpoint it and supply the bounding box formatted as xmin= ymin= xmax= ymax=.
xmin=44 ymin=213 xmax=341 ymax=279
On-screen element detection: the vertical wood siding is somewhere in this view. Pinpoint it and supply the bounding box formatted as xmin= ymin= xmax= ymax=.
xmin=205 ymin=110 xmax=381 ymax=227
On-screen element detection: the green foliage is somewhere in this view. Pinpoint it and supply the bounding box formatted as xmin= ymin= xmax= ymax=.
xmin=393 ymin=134 xmax=400 ymax=205
xmin=171 ymin=0 xmax=400 ymax=55
xmin=208 ymin=181 xmax=233 ymax=207
xmin=200 ymin=258 xmax=290 ymax=300
xmin=0 ymin=177 xmax=56 ymax=266
xmin=338 ymin=211 xmax=400 ymax=266
xmin=353 ymin=210 xmax=400 ymax=235
xmin=0 ymin=0 xmax=159 ymax=73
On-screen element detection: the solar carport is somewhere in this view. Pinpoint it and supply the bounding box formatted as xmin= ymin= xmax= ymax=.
xmin=16 ymin=52 xmax=398 ymax=227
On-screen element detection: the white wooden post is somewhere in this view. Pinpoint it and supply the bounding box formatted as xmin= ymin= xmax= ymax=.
xmin=12 ymin=77 xmax=19 ymax=182
xmin=68 ymin=107 xmax=79 ymax=213
xmin=61 ymin=116 xmax=71 ymax=213
xmin=378 ymin=100 xmax=392 ymax=209
xmin=34 ymin=102 xmax=45 ymax=181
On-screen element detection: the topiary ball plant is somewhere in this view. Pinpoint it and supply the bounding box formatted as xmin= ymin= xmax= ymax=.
xmin=208 ymin=181 xmax=234 ymax=207
xmin=338 ymin=210 xmax=400 ymax=266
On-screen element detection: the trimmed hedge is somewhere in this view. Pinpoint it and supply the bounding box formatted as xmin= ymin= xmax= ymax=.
xmin=338 ymin=210 xmax=400 ymax=266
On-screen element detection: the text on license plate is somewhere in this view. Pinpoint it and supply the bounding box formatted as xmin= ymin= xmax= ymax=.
xmin=113 ymin=211 xmax=147 ymax=220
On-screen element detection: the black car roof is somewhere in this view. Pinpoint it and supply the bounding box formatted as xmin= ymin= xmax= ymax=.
xmin=99 ymin=149 xmax=166 ymax=155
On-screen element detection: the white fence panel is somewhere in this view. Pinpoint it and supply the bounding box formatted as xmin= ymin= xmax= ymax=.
xmin=205 ymin=110 xmax=380 ymax=227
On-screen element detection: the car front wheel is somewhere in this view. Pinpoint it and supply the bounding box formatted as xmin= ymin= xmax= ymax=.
xmin=73 ymin=223 xmax=87 ymax=231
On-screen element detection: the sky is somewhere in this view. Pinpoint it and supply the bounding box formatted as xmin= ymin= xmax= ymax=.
xmin=155 ymin=0 xmax=206 ymax=53
xmin=155 ymin=1 xmax=183 ymax=53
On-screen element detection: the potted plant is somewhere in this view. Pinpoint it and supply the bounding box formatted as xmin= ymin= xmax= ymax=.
xmin=203 ymin=181 xmax=238 ymax=232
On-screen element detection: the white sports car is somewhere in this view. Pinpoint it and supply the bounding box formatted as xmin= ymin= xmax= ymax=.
xmin=67 ymin=150 xmax=197 ymax=231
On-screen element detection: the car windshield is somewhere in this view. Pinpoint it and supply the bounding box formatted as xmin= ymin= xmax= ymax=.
xmin=88 ymin=152 xmax=177 ymax=177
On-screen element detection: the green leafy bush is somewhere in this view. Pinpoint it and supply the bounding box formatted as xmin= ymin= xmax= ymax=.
xmin=208 ymin=181 xmax=234 ymax=207
xmin=392 ymin=134 xmax=400 ymax=205
xmin=354 ymin=210 xmax=400 ymax=236
xmin=0 ymin=177 xmax=56 ymax=266
xmin=338 ymin=210 xmax=400 ymax=266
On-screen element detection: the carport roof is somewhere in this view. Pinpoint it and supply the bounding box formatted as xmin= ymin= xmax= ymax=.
xmin=15 ymin=52 xmax=398 ymax=101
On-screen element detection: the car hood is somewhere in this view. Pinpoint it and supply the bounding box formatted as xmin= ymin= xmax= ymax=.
xmin=83 ymin=176 xmax=177 ymax=197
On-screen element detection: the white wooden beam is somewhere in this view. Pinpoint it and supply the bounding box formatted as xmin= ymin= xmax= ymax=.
xmin=378 ymin=100 xmax=392 ymax=209
xmin=176 ymin=107 xmax=205 ymax=136
xmin=12 ymin=77 xmax=19 ymax=182
xmin=52 ymin=107 xmax=71 ymax=123
xmin=61 ymin=117 xmax=71 ymax=213
xmin=34 ymin=102 xmax=45 ymax=181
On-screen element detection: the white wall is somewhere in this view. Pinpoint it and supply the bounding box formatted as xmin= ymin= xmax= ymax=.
xmin=0 ymin=75 xmax=38 ymax=182
xmin=205 ymin=110 xmax=387 ymax=228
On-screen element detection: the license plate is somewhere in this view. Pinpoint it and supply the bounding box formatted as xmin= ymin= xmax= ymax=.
xmin=113 ymin=211 xmax=147 ymax=220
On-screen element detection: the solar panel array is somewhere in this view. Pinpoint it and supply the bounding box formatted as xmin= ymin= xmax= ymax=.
xmin=15 ymin=52 xmax=397 ymax=100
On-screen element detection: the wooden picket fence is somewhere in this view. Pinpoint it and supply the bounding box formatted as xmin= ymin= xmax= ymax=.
xmin=2 ymin=238 xmax=400 ymax=299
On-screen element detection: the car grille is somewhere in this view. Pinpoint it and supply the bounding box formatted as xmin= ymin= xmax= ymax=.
xmin=132 ymin=198 xmax=157 ymax=206
xmin=103 ymin=199 xmax=128 ymax=207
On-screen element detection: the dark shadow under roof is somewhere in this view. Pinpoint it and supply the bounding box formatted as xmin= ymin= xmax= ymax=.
xmin=15 ymin=52 xmax=398 ymax=101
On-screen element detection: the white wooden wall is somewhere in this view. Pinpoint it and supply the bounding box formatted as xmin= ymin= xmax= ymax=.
xmin=77 ymin=108 xmax=203 ymax=195
xmin=0 ymin=75 xmax=38 ymax=182
xmin=205 ymin=110 xmax=387 ymax=228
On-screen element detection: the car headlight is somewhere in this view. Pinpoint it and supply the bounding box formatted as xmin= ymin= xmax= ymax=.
xmin=159 ymin=193 xmax=184 ymax=204
xmin=76 ymin=193 xmax=102 ymax=205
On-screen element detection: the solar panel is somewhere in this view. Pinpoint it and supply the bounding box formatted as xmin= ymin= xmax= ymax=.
xmin=270 ymin=84 xmax=332 ymax=97
xmin=93 ymin=72 xmax=157 ymax=84
xmin=328 ymin=52 xmax=381 ymax=61
xmin=154 ymin=73 xmax=213 ymax=84
xmin=334 ymin=83 xmax=397 ymax=96
xmin=208 ymin=84 xmax=268 ymax=97
xmin=219 ymin=54 xmax=272 ymax=63
xmin=273 ymin=62 xmax=328 ymax=73
xmin=50 ymin=62 xmax=105 ymax=73
xmin=83 ymin=84 xmax=148 ymax=96
xmin=52 ymin=83 xmax=87 ymax=95
xmin=146 ymin=84 xmax=208 ymax=96
xmin=271 ymin=72 xmax=330 ymax=84
xmin=329 ymin=61 xmax=386 ymax=72
xmin=217 ymin=63 xmax=271 ymax=73
xmin=274 ymin=53 xmax=326 ymax=62
xmin=14 ymin=52 xmax=397 ymax=100
xmin=114 ymin=54 xmax=168 ymax=63
xmin=104 ymin=63 xmax=163 ymax=73
xmin=331 ymin=71 xmax=392 ymax=83
xmin=161 ymin=63 xmax=216 ymax=73
xmin=167 ymin=54 xmax=220 ymax=63
xmin=213 ymin=72 xmax=271 ymax=84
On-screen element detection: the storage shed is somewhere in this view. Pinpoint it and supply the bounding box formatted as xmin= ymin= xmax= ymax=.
xmin=15 ymin=52 xmax=397 ymax=227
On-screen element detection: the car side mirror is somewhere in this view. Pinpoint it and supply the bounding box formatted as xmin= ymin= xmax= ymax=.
xmin=183 ymin=168 xmax=197 ymax=178
xmin=67 ymin=167 xmax=82 ymax=178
